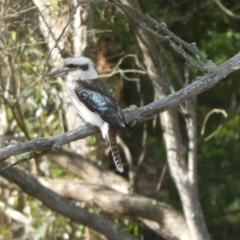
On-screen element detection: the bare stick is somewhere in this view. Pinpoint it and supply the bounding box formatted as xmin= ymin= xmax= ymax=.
xmin=41 ymin=2 xmax=83 ymax=76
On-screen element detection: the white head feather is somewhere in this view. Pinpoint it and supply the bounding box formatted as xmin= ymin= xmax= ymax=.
xmin=64 ymin=57 xmax=99 ymax=81
xmin=48 ymin=56 xmax=99 ymax=81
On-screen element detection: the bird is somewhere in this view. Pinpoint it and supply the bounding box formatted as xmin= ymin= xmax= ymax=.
xmin=48 ymin=56 xmax=129 ymax=172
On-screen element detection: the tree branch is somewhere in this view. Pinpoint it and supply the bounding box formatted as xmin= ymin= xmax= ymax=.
xmin=0 ymin=52 xmax=240 ymax=161
xmin=214 ymin=0 xmax=240 ymax=19
xmin=0 ymin=200 xmax=30 ymax=224
xmin=38 ymin=177 xmax=190 ymax=240
xmin=48 ymin=149 xmax=132 ymax=194
xmin=0 ymin=162 xmax=137 ymax=240
xmin=125 ymin=52 xmax=240 ymax=122
xmin=0 ymin=125 xmax=98 ymax=161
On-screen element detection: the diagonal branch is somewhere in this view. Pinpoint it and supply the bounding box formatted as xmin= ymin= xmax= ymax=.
xmin=0 ymin=162 xmax=137 ymax=240
xmin=83 ymin=0 xmax=208 ymax=70
xmin=38 ymin=177 xmax=190 ymax=240
xmin=125 ymin=52 xmax=240 ymax=122
xmin=48 ymin=149 xmax=132 ymax=194
xmin=0 ymin=52 xmax=240 ymax=161
xmin=0 ymin=125 xmax=98 ymax=161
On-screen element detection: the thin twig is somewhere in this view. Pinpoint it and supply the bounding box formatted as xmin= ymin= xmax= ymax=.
xmin=80 ymin=0 xmax=207 ymax=71
xmin=156 ymin=164 xmax=167 ymax=192
xmin=214 ymin=0 xmax=240 ymax=19
xmin=100 ymin=54 xmax=146 ymax=80
xmin=41 ymin=2 xmax=83 ymax=76
xmin=145 ymin=14 xmax=208 ymax=63
xmin=200 ymin=108 xmax=228 ymax=136
xmin=0 ymin=150 xmax=49 ymax=172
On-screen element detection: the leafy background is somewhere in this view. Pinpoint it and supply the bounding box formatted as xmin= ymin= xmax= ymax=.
xmin=0 ymin=0 xmax=240 ymax=239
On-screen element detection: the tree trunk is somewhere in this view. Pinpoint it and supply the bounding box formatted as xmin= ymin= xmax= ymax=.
xmin=120 ymin=0 xmax=211 ymax=239
xmin=32 ymin=0 xmax=92 ymax=154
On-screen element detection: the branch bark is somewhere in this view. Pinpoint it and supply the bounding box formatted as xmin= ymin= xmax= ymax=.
xmin=0 ymin=162 xmax=137 ymax=240
xmin=38 ymin=177 xmax=190 ymax=240
xmin=48 ymin=149 xmax=132 ymax=194
xmin=0 ymin=52 xmax=240 ymax=161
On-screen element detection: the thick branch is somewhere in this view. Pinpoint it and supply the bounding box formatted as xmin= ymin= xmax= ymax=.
xmin=126 ymin=52 xmax=240 ymax=121
xmin=0 ymin=125 xmax=98 ymax=160
xmin=48 ymin=149 xmax=132 ymax=194
xmin=0 ymin=52 xmax=240 ymax=161
xmin=39 ymin=177 xmax=190 ymax=240
xmin=0 ymin=162 xmax=137 ymax=240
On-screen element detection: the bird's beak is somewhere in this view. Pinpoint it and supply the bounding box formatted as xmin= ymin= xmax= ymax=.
xmin=47 ymin=68 xmax=68 ymax=77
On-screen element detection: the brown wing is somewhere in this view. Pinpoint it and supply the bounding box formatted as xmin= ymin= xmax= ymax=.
xmin=74 ymin=79 xmax=128 ymax=133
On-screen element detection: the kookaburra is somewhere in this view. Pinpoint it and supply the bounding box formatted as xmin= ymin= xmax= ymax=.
xmin=48 ymin=57 xmax=128 ymax=172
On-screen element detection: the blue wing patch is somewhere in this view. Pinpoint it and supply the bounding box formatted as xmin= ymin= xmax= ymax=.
xmin=73 ymin=79 xmax=129 ymax=133
xmin=76 ymin=88 xmax=111 ymax=114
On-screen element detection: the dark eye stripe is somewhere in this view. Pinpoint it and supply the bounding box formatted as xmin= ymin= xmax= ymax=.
xmin=67 ymin=64 xmax=77 ymax=69
xmin=78 ymin=64 xmax=89 ymax=71
xmin=66 ymin=63 xmax=89 ymax=71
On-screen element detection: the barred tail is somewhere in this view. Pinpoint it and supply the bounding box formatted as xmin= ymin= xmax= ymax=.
xmin=108 ymin=126 xmax=124 ymax=172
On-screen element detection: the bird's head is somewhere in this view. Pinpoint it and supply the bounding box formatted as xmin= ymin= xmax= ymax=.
xmin=48 ymin=57 xmax=99 ymax=81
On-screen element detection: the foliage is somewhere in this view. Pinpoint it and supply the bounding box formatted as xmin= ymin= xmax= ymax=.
xmin=1 ymin=0 xmax=240 ymax=239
